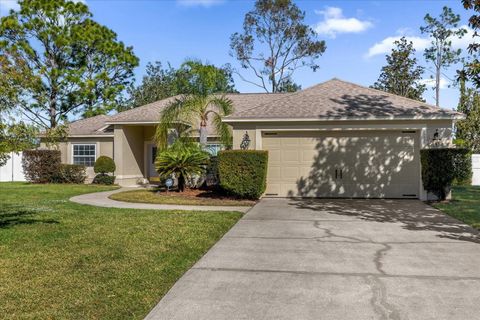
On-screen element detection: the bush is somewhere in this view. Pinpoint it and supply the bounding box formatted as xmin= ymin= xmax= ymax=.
xmin=22 ymin=149 xmax=61 ymax=183
xmin=421 ymin=148 xmax=472 ymax=200
xmin=93 ymin=174 xmax=116 ymax=185
xmin=55 ymin=164 xmax=87 ymax=184
xmin=218 ymin=150 xmax=268 ymax=199
xmin=94 ymin=156 xmax=116 ymax=174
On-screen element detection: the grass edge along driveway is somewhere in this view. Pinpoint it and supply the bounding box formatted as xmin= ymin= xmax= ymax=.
xmin=432 ymin=185 xmax=480 ymax=230
xmin=0 ymin=182 xmax=242 ymax=319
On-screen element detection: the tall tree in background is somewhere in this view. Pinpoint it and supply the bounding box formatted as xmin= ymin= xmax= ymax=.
xmin=0 ymin=0 xmax=138 ymax=129
xmin=372 ymin=37 xmax=426 ymax=101
xmin=230 ymin=0 xmax=326 ymax=93
xmin=420 ymin=6 xmax=466 ymax=106
xmin=455 ymin=72 xmax=480 ymax=152
xmin=462 ymin=0 xmax=480 ymax=88
xmin=126 ymin=59 xmax=236 ymax=109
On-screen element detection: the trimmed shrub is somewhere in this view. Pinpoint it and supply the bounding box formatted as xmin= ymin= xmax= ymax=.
xmin=22 ymin=149 xmax=61 ymax=183
xmin=421 ymin=148 xmax=472 ymax=200
xmin=94 ymin=156 xmax=116 ymax=174
xmin=56 ymin=164 xmax=87 ymax=184
xmin=93 ymin=174 xmax=116 ymax=185
xmin=218 ymin=150 xmax=268 ymax=199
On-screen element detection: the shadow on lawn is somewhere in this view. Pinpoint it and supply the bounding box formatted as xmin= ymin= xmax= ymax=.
xmin=0 ymin=206 xmax=59 ymax=229
xmin=288 ymin=199 xmax=480 ymax=244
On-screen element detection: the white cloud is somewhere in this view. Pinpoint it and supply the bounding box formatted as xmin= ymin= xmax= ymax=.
xmin=418 ymin=77 xmax=449 ymax=89
xmin=366 ymin=36 xmax=430 ymax=58
xmin=314 ymin=6 xmax=373 ymax=38
xmin=177 ymin=0 xmax=224 ymax=7
xmin=366 ymin=25 xmax=476 ymax=58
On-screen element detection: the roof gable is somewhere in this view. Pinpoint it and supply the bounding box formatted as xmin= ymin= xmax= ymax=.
xmin=226 ymin=78 xmax=462 ymax=121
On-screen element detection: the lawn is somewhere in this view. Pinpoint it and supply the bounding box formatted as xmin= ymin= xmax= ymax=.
xmin=433 ymin=185 xmax=480 ymax=230
xmin=0 ymin=183 xmax=242 ymax=319
xmin=109 ymin=188 xmax=256 ymax=207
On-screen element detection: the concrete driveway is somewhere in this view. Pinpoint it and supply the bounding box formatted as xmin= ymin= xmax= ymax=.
xmin=145 ymin=199 xmax=480 ymax=320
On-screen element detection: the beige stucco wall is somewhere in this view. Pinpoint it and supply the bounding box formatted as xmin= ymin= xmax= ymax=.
xmin=231 ymin=119 xmax=454 ymax=150
xmin=41 ymin=137 xmax=114 ymax=181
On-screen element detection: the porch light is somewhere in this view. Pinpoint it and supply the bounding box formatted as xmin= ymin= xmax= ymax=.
xmin=240 ymin=131 xmax=251 ymax=150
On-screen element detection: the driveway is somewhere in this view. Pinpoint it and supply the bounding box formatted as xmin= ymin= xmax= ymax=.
xmin=145 ymin=199 xmax=480 ymax=320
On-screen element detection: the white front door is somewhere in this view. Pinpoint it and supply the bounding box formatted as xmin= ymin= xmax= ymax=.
xmin=147 ymin=144 xmax=158 ymax=178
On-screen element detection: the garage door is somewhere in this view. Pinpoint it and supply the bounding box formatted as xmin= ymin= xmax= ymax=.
xmin=262 ymin=130 xmax=420 ymax=198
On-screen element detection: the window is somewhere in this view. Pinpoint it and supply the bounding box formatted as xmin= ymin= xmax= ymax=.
xmin=73 ymin=144 xmax=96 ymax=166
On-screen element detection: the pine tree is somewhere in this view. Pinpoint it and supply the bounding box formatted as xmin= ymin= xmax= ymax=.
xmin=372 ymin=37 xmax=426 ymax=101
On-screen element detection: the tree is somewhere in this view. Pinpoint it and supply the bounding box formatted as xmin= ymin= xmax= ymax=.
xmin=230 ymin=0 xmax=326 ymax=93
xmin=0 ymin=0 xmax=138 ymax=129
xmin=372 ymin=37 xmax=426 ymax=101
xmin=0 ymin=120 xmax=37 ymax=166
xmin=456 ymin=73 xmax=480 ymax=152
xmin=462 ymin=0 xmax=480 ymax=88
xmin=126 ymin=59 xmax=237 ymax=109
xmin=155 ymin=94 xmax=233 ymax=150
xmin=155 ymin=142 xmax=210 ymax=192
xmin=420 ymin=6 xmax=467 ymax=106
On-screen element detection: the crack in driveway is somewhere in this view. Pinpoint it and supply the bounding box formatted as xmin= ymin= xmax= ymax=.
xmin=366 ymin=275 xmax=404 ymax=320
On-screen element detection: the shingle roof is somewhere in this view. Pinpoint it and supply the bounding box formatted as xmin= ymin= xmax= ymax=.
xmin=225 ymin=78 xmax=463 ymax=120
xmin=67 ymin=114 xmax=113 ymax=136
xmin=67 ymin=93 xmax=287 ymax=137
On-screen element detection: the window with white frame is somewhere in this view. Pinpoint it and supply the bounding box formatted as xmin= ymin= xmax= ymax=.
xmin=72 ymin=144 xmax=96 ymax=166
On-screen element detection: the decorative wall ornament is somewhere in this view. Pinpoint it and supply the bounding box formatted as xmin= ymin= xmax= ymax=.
xmin=240 ymin=131 xmax=251 ymax=150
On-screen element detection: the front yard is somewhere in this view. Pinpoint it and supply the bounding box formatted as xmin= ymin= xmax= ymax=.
xmin=0 ymin=183 xmax=242 ymax=319
xmin=433 ymin=185 xmax=480 ymax=230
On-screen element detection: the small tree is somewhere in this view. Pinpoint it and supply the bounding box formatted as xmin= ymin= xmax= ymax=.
xmin=456 ymin=73 xmax=480 ymax=152
xmin=155 ymin=142 xmax=209 ymax=192
xmin=93 ymin=156 xmax=116 ymax=185
xmin=230 ymin=0 xmax=326 ymax=93
xmin=372 ymin=37 xmax=426 ymax=101
xmin=420 ymin=6 xmax=467 ymax=106
xmin=462 ymin=0 xmax=480 ymax=87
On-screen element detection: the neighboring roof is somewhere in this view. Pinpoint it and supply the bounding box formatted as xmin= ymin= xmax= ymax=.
xmin=224 ymin=78 xmax=464 ymax=121
xmin=67 ymin=114 xmax=113 ymax=136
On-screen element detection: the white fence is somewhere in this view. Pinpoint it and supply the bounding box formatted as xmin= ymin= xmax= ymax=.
xmin=0 ymin=152 xmax=26 ymax=182
xmin=473 ymin=154 xmax=480 ymax=186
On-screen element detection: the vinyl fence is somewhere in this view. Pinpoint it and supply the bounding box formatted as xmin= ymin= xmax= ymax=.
xmin=473 ymin=154 xmax=480 ymax=186
xmin=0 ymin=152 xmax=26 ymax=182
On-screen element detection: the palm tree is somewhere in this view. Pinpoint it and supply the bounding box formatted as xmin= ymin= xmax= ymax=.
xmin=155 ymin=94 xmax=233 ymax=150
xmin=155 ymin=142 xmax=209 ymax=192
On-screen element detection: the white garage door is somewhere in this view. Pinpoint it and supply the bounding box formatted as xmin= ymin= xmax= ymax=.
xmin=262 ymin=130 xmax=420 ymax=198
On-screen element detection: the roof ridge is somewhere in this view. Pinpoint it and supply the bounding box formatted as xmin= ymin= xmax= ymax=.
xmin=68 ymin=114 xmax=110 ymax=125
xmin=328 ymin=77 xmax=447 ymax=110
xmin=229 ymin=79 xmax=336 ymax=117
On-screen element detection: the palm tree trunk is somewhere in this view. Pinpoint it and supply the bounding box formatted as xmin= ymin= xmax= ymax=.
xmin=199 ymin=123 xmax=208 ymax=147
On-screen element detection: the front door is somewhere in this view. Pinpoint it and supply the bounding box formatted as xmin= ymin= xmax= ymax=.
xmin=147 ymin=144 xmax=158 ymax=178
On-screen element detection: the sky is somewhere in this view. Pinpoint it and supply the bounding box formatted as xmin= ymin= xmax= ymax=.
xmin=0 ymin=0 xmax=476 ymax=110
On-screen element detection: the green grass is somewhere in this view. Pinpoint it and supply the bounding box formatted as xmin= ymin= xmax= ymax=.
xmin=109 ymin=189 xmax=256 ymax=207
xmin=0 ymin=183 xmax=242 ymax=319
xmin=433 ymin=185 xmax=480 ymax=230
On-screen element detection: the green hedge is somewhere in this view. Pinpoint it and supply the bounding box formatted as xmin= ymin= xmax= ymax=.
xmin=218 ymin=150 xmax=268 ymax=199
xmin=93 ymin=174 xmax=116 ymax=185
xmin=56 ymin=164 xmax=87 ymax=184
xmin=421 ymin=148 xmax=472 ymax=200
xmin=94 ymin=156 xmax=116 ymax=174
xmin=22 ymin=149 xmax=62 ymax=183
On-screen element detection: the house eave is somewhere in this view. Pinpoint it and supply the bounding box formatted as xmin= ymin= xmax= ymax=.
xmin=222 ymin=115 xmax=465 ymax=123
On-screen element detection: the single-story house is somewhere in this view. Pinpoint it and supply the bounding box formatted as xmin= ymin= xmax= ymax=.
xmin=51 ymin=78 xmax=463 ymax=200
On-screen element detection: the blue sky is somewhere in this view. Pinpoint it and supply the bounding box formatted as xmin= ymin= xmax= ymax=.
xmin=0 ymin=0 xmax=475 ymax=110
